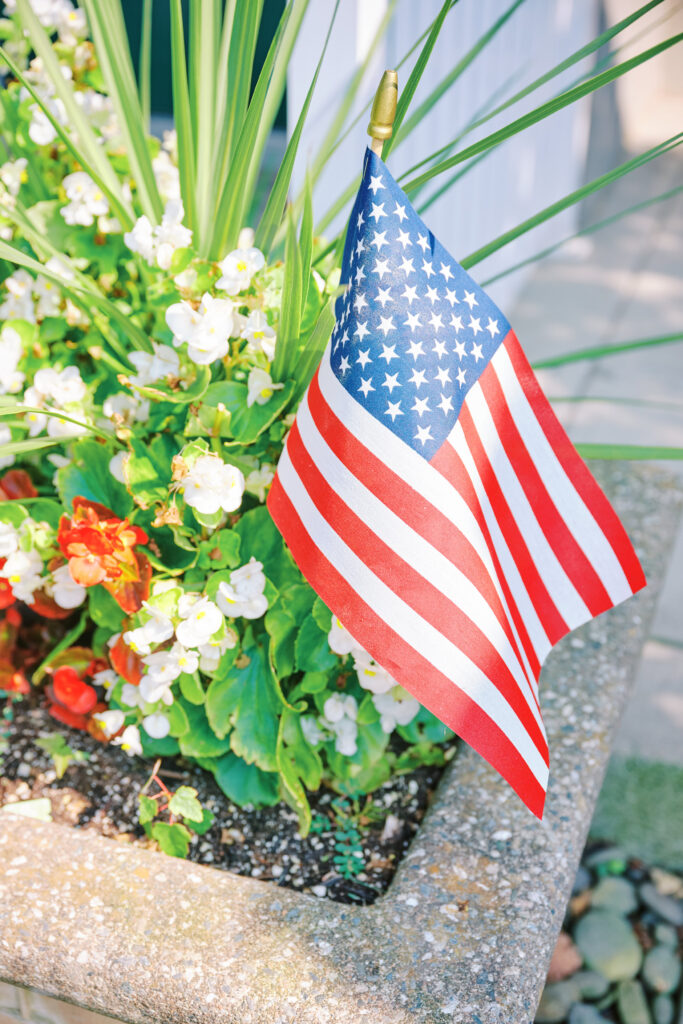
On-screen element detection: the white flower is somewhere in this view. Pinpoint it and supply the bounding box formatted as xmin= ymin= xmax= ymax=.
xmin=56 ymin=3 xmax=87 ymax=47
xmin=216 ymin=246 xmax=265 ymax=293
xmin=33 ymin=365 xmax=86 ymax=406
xmin=246 ymin=367 xmax=284 ymax=408
xmin=333 ymin=716 xmax=358 ymax=756
xmin=143 ymin=648 xmax=184 ymax=687
xmin=123 ymin=606 xmax=174 ymax=656
xmin=50 ymin=563 xmax=86 ymax=609
xmin=181 ymin=453 xmax=245 ymax=515
xmin=152 ymin=149 xmax=180 ymax=203
xmin=323 ymin=694 xmax=358 ymax=724
xmin=301 ymin=715 xmax=325 ymax=746
xmin=0 ymin=270 xmax=35 ymax=323
xmin=92 ymin=709 xmax=125 ymax=739
xmin=142 ymin=713 xmax=170 ymax=740
xmin=372 ymin=689 xmax=420 ymax=734
xmin=197 ymin=631 xmax=237 ymax=674
xmin=0 ymin=521 xmax=19 ymax=558
xmin=102 ymin=391 xmax=150 ymax=424
xmin=92 ymin=668 xmax=118 ymax=696
xmin=46 ymin=410 xmax=89 ymax=438
xmin=166 ymin=293 xmax=234 ymax=365
xmin=139 ymin=672 xmax=175 ymax=705
xmin=0 ymin=158 xmax=27 ymax=197
xmin=123 ymin=215 xmax=156 ymax=264
xmin=0 ymin=548 xmax=44 ymax=603
xmin=176 ymin=594 xmax=223 ymax=648
xmin=328 ymin=616 xmax=359 ymax=657
xmin=128 ymin=342 xmax=180 ymax=387
xmin=124 ymin=200 xmax=191 ymax=269
xmin=155 ymin=199 xmax=192 ymax=270
xmin=113 ymin=724 xmax=143 ymax=756
xmin=61 ymin=172 xmax=109 ymax=227
xmin=0 ymin=326 xmax=25 ymax=395
xmin=353 ymin=649 xmax=396 ymax=695
xmin=216 ymin=559 xmax=268 ymax=620
xmin=27 ymin=96 xmax=66 ymax=147
xmin=241 ymin=310 xmax=276 ymax=361
xmin=170 ymin=642 xmax=199 ymax=675
xmin=33 ymin=275 xmax=61 ymax=318
xmin=0 ymin=424 xmax=14 ymax=470
xmin=120 ymin=683 xmax=142 ymax=708
xmin=44 ymin=255 xmax=75 ymax=282
xmin=245 ymin=462 xmax=274 ymax=503
xmin=109 ymin=450 xmax=128 ymax=483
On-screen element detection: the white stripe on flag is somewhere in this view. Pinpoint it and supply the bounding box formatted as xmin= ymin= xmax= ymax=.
xmin=448 ymin=424 xmax=553 ymax=665
xmin=277 ymin=445 xmax=550 ymax=787
xmin=491 ymin=344 xmax=633 ymax=604
xmin=465 ymin=380 xmax=591 ymax=628
xmin=296 ymin=392 xmax=543 ymax=728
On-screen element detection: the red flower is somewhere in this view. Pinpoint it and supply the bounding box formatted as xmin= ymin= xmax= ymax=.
xmin=0 ymin=561 xmax=15 ymax=610
xmin=109 ymin=631 xmax=143 ymax=686
xmin=57 ymin=497 xmax=150 ymax=614
xmin=0 ymin=469 xmax=38 ymax=501
xmin=51 ymin=665 xmax=97 ymax=714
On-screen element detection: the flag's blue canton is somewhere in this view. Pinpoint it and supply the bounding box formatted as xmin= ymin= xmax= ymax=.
xmin=329 ymin=149 xmax=510 ymax=461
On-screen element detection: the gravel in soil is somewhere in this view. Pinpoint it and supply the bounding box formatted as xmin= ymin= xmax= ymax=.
xmin=0 ymin=702 xmax=446 ymax=905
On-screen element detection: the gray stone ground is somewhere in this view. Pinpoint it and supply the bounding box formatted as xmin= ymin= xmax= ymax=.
xmin=509 ymin=146 xmax=683 ymax=777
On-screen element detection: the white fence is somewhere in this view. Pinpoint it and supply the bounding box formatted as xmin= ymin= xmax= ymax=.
xmin=288 ymin=0 xmax=597 ymax=312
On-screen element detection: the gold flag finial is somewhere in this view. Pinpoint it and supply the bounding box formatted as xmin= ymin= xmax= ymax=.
xmin=368 ymin=69 xmax=398 ymax=156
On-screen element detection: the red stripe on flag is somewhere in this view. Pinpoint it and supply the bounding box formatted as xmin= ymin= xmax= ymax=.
xmin=430 ymin=439 xmax=543 ymax=683
xmin=286 ymin=418 xmax=549 ymax=761
xmin=307 ymin=371 xmax=533 ymax=689
xmin=267 ymin=473 xmax=547 ymax=818
xmin=452 ymin=402 xmax=569 ymax=646
xmin=479 ymin=350 xmax=614 ymax=617
xmin=504 ymin=331 xmax=647 ymax=593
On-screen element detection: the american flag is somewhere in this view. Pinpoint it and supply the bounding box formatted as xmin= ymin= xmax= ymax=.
xmin=268 ymin=148 xmax=646 ymax=817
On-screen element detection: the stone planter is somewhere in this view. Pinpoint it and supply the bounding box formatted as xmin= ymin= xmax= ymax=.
xmin=0 ymin=464 xmax=680 ymax=1024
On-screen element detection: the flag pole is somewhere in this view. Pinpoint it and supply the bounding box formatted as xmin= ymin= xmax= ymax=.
xmin=367 ymin=69 xmax=398 ymax=157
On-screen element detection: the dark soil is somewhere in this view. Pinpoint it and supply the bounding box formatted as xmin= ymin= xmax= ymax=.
xmin=0 ymin=701 xmax=449 ymax=905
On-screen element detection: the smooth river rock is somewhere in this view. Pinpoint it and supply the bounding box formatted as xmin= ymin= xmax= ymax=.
xmin=573 ymin=910 xmax=643 ymax=982
xmin=642 ymin=945 xmax=681 ymax=994
xmin=640 ymin=883 xmax=683 ymax=926
xmin=591 ymin=876 xmax=638 ymax=916
xmin=617 ymin=980 xmax=653 ymax=1024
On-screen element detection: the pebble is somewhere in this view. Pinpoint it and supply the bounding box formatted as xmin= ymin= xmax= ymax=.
xmin=653 ymin=995 xmax=675 ymax=1024
xmin=573 ymin=866 xmax=592 ymax=894
xmin=617 ymin=980 xmax=652 ymax=1024
xmin=573 ymin=910 xmax=642 ymax=982
xmin=640 ymin=884 xmax=683 ymax=926
xmin=591 ymin=876 xmax=638 ymax=916
xmin=641 ymin=945 xmax=681 ymax=995
xmin=585 ymin=846 xmax=626 ymax=869
xmin=568 ymin=1005 xmax=609 ymax=1024
xmin=535 ymin=979 xmax=581 ymax=1024
xmin=653 ymin=924 xmax=678 ymax=947
xmin=651 ymin=869 xmax=683 ymax=899
xmin=573 ymin=970 xmax=610 ymax=1000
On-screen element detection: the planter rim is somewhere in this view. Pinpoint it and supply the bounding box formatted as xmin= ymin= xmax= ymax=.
xmin=0 ymin=462 xmax=680 ymax=1024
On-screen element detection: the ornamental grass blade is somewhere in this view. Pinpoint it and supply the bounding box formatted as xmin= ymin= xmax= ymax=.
xmin=532 ymin=332 xmax=683 ymax=370
xmin=169 ymin=0 xmax=197 ymax=235
xmin=576 ymin=444 xmax=683 ymax=460
xmin=292 ymin=298 xmax=337 ymax=403
xmin=482 ymin=183 xmax=683 ymax=286
xmin=139 ymin=0 xmax=153 ymax=130
xmin=190 ymin=0 xmax=220 ymax=250
xmin=299 ymin=170 xmax=314 ymax=318
xmin=272 ymin=206 xmax=303 ymax=383
xmin=401 ymin=31 xmax=683 ymax=192
xmin=0 ymin=435 xmax=84 ymax=457
xmin=209 ymin=3 xmax=292 ymax=258
xmin=255 ymin=1 xmax=340 ymax=257
xmin=0 ymin=405 xmax=113 ymax=441
xmin=460 ymin=132 xmax=683 ymax=269
xmin=389 ymin=0 xmax=524 ymax=155
xmin=80 ymin=0 xmax=162 ymax=222
xmin=381 ymin=0 xmax=454 ymax=159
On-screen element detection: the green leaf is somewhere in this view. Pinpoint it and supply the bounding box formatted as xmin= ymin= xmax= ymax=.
xmin=35 ymin=733 xmax=88 ymax=780
xmin=210 ymin=752 xmax=280 ymax=807
xmin=124 ymin=435 xmax=175 ymax=508
xmin=178 ymin=702 xmax=232 ymax=758
xmin=134 ymin=366 xmax=211 ymax=405
xmin=295 ymin=613 xmax=338 ymax=674
xmin=276 ymin=709 xmax=322 ymax=836
xmin=166 ymin=700 xmax=190 ymax=739
xmin=207 ymin=642 xmax=281 ymax=770
xmin=139 ymin=733 xmax=180 ymax=758
xmin=138 ymin=794 xmax=158 ymax=826
xmin=168 ymin=785 xmax=204 ymax=823
xmin=56 ymin=439 xmax=133 ymax=518
xmin=197 ymin=379 xmax=295 ymax=444
xmin=151 ymin=821 xmax=191 ymax=858
xmin=179 ymin=672 xmax=205 ymax=706
xmin=264 ymin=606 xmax=297 ymax=679
xmin=191 ymin=806 xmax=215 ymax=836
xmin=233 ymin=505 xmax=301 ymax=590
xmin=272 ymin=207 xmax=302 ymax=382
xmin=197 ymin=529 xmax=241 ymax=570
xmin=312 ymin=597 xmax=332 ymax=633
xmin=88 ymin=586 xmax=126 ymax=632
